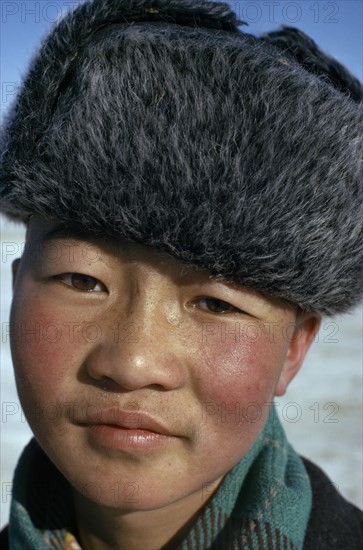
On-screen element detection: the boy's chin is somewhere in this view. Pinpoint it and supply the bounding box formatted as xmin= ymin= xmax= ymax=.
xmin=31 ymin=423 xmax=250 ymax=514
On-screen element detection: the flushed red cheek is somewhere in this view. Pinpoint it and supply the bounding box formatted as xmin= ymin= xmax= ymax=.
xmin=11 ymin=299 xmax=86 ymax=393
xmin=192 ymin=333 xmax=281 ymax=425
xmin=10 ymin=300 xmax=93 ymax=441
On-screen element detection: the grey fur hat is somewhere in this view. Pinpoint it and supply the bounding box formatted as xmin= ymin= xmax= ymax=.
xmin=1 ymin=0 xmax=362 ymax=315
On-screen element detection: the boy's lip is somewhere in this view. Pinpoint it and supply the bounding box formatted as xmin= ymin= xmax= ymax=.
xmin=75 ymin=407 xmax=175 ymax=437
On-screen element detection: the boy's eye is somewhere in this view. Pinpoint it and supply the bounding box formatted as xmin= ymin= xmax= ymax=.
xmin=55 ymin=273 xmax=106 ymax=292
xmin=193 ymin=297 xmax=241 ymax=314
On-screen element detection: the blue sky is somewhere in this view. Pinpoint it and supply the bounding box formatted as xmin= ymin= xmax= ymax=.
xmin=1 ymin=0 xmax=362 ymax=115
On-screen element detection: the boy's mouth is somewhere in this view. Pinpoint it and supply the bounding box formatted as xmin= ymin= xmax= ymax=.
xmin=73 ymin=406 xmax=182 ymax=451
xmin=85 ymin=423 xmax=174 ymax=451
xmin=77 ymin=406 xmax=174 ymax=435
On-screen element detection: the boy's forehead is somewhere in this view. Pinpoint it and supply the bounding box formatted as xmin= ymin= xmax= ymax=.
xmin=27 ymin=216 xmax=179 ymax=263
xmin=26 ymin=216 xmax=211 ymax=277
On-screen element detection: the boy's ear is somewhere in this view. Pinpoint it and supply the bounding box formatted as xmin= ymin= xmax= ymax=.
xmin=274 ymin=313 xmax=321 ymax=396
xmin=12 ymin=258 xmax=21 ymax=290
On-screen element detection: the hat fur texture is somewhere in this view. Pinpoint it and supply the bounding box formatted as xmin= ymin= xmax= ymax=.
xmin=1 ymin=0 xmax=363 ymax=315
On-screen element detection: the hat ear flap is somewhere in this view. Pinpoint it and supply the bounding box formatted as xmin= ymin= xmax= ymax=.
xmin=261 ymin=26 xmax=363 ymax=102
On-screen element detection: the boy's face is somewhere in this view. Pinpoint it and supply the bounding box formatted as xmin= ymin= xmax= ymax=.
xmin=10 ymin=217 xmax=318 ymax=513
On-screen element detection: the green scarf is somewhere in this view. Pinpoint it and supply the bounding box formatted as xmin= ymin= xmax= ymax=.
xmin=8 ymin=406 xmax=312 ymax=549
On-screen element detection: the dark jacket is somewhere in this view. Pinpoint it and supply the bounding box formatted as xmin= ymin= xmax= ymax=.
xmin=301 ymin=458 xmax=363 ymax=550
xmin=1 ymin=458 xmax=362 ymax=549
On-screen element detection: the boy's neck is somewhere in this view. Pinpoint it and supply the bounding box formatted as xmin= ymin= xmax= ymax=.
xmin=72 ymin=477 xmax=222 ymax=550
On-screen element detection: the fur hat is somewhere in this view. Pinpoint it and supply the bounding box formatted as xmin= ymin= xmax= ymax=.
xmin=1 ymin=0 xmax=362 ymax=315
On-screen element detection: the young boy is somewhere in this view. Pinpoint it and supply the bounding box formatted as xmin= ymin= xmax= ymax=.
xmin=0 ymin=0 xmax=362 ymax=548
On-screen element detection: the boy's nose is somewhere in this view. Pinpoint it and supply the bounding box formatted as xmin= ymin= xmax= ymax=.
xmin=84 ymin=316 xmax=186 ymax=392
